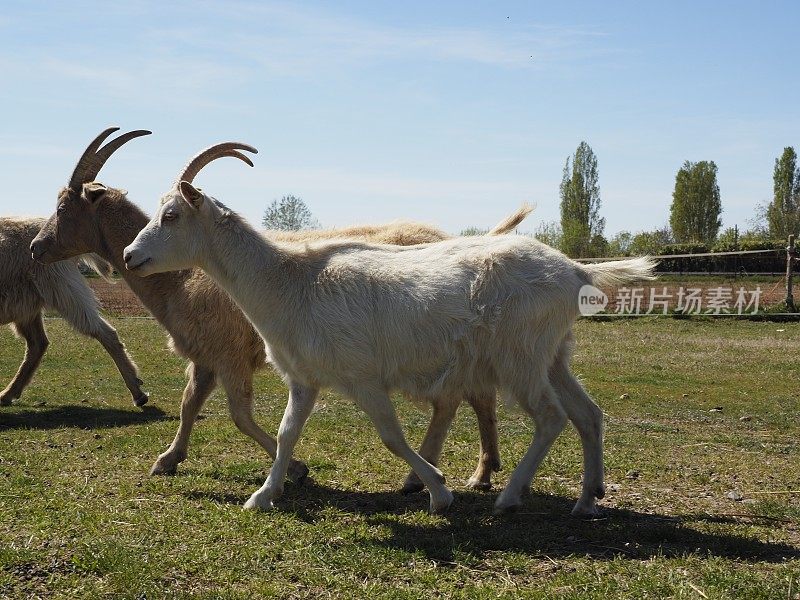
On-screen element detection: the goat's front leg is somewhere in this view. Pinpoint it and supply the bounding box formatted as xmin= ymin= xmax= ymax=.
xmin=1 ymin=316 xmax=49 ymax=406
xmin=357 ymin=390 xmax=453 ymax=514
xmin=401 ymin=397 xmax=459 ymax=494
xmin=222 ymin=373 xmax=309 ymax=484
xmin=402 ymin=392 xmax=502 ymax=494
xmin=89 ymin=317 xmax=149 ymax=407
xmin=151 ymin=363 xmax=216 ymax=475
xmin=465 ymin=392 xmax=502 ymax=490
xmin=244 ymin=382 xmax=319 ymax=510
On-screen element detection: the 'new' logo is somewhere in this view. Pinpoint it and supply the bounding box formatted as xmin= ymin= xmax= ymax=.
xmin=578 ymin=285 xmax=608 ymax=316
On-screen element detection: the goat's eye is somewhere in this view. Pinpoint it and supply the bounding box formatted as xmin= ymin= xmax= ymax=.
xmin=162 ymin=212 xmax=178 ymax=223
xmin=57 ymin=204 xmax=66 ymax=213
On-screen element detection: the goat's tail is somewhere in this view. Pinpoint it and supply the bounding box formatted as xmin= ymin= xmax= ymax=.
xmin=488 ymin=203 xmax=534 ymax=235
xmin=581 ymin=256 xmax=658 ymax=287
xmin=78 ymin=254 xmax=115 ymax=283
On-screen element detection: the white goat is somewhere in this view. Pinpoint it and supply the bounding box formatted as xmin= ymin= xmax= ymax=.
xmin=124 ymin=143 xmax=656 ymax=516
xmin=0 ymin=217 xmax=147 ymax=406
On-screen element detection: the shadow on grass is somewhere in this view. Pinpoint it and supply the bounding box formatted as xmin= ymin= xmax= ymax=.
xmin=0 ymin=404 xmax=171 ymax=430
xmin=185 ymin=478 xmax=800 ymax=563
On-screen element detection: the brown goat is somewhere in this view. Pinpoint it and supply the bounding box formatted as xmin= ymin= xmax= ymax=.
xmin=31 ymin=128 xmax=530 ymax=490
xmin=267 ymin=205 xmax=531 ymax=246
xmin=0 ymin=217 xmax=146 ymax=406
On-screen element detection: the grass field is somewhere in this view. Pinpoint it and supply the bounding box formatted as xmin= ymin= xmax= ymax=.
xmin=1 ymin=317 xmax=799 ymax=598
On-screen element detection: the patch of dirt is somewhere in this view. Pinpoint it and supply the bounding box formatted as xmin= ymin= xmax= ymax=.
xmin=88 ymin=278 xmax=149 ymax=316
xmin=86 ymin=276 xmax=797 ymax=318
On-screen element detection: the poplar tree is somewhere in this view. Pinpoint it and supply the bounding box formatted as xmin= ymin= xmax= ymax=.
xmin=559 ymin=142 xmax=605 ymax=257
xmin=767 ymin=147 xmax=800 ymax=239
xmin=669 ymin=160 xmax=722 ymax=244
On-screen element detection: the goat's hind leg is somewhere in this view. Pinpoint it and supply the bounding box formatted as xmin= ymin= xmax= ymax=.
xmin=494 ymin=380 xmax=567 ymax=515
xmin=551 ymin=361 xmax=605 ymax=517
xmin=151 ymin=362 xmax=216 ymax=475
xmin=1 ymin=315 xmax=49 ymax=406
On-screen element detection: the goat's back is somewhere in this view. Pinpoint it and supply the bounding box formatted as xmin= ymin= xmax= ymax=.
xmin=267 ymin=235 xmax=586 ymax=399
xmin=267 ymin=222 xmax=449 ymax=246
xmin=0 ymin=217 xmax=106 ymax=329
xmin=162 ymin=220 xmax=453 ymax=374
xmin=0 ymin=217 xmax=50 ymax=324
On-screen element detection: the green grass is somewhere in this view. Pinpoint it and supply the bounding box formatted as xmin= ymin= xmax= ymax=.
xmin=1 ymin=318 xmax=799 ymax=598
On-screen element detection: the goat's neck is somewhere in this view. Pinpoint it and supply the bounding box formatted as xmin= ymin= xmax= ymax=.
xmin=95 ymin=198 xmax=188 ymax=317
xmin=200 ymin=215 xmax=302 ymax=343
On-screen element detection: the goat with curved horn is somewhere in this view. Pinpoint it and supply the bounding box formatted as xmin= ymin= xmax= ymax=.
xmin=69 ymin=127 xmax=152 ymax=190
xmin=175 ymin=143 xmax=258 ymax=186
xmin=10 ymin=127 xmax=155 ymax=408
xmin=34 ymin=132 xmax=539 ymax=495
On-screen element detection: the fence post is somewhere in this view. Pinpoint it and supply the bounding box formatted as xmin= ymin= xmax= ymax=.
xmin=788 ymin=235 xmax=796 ymax=312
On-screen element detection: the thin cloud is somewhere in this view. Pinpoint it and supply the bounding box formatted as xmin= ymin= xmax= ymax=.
xmin=148 ymin=2 xmax=612 ymax=77
xmin=222 ymin=164 xmax=550 ymax=231
xmin=36 ymin=55 xmax=251 ymax=110
xmin=3 ymin=2 xmax=615 ymax=112
xmin=253 ymin=165 xmax=538 ymax=200
xmin=0 ymin=137 xmax=73 ymax=159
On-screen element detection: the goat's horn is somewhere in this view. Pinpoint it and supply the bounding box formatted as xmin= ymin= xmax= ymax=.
xmin=69 ymin=127 xmax=152 ymax=190
xmin=176 ymin=142 xmax=258 ymax=186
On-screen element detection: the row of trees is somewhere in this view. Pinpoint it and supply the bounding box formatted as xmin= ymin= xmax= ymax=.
xmin=264 ymin=145 xmax=800 ymax=260
xmin=534 ymin=143 xmax=799 ymax=258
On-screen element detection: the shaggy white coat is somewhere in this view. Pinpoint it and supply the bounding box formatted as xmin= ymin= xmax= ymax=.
xmin=125 ymin=184 xmax=655 ymax=515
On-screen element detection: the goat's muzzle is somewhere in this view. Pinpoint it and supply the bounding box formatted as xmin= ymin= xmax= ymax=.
xmin=30 ymin=238 xmax=48 ymax=263
xmin=123 ymin=249 xmax=150 ymax=272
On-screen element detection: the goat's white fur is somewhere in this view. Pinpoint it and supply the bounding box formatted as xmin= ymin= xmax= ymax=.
xmin=125 ymin=184 xmax=655 ymax=515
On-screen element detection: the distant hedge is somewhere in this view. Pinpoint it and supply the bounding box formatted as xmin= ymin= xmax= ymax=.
xmin=654 ymin=239 xmax=788 ymax=273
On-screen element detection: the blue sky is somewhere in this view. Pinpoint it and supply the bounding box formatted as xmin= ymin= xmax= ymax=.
xmin=1 ymin=1 xmax=798 ymax=236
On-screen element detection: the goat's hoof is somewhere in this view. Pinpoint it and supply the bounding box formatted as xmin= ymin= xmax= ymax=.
xmin=150 ymin=451 xmax=185 ymax=476
xmin=244 ymin=485 xmax=281 ymax=510
xmin=429 ymin=488 xmax=454 ymax=515
xmin=150 ymin=461 xmax=178 ymax=476
xmin=243 ymin=495 xmax=274 ymax=511
xmin=571 ymin=501 xmax=604 ymax=519
xmin=0 ymin=391 xmax=17 ymax=406
xmin=135 ymin=377 xmax=144 ymax=386
xmin=492 ymin=501 xmax=520 ymax=516
xmin=0 ymin=397 xmax=12 ymax=407
xmin=465 ymin=477 xmax=492 ymax=491
xmin=400 ymin=474 xmax=425 ymax=495
xmin=493 ymin=490 xmax=522 ymax=515
xmin=287 ymin=461 xmax=309 ymax=484
xmin=595 ymin=484 xmax=606 ymax=500
xmin=133 ymin=392 xmax=149 ymax=407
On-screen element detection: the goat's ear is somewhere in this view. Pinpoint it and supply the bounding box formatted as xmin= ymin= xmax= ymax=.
xmin=179 ymin=181 xmax=204 ymax=210
xmin=82 ymin=182 xmax=108 ymax=204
